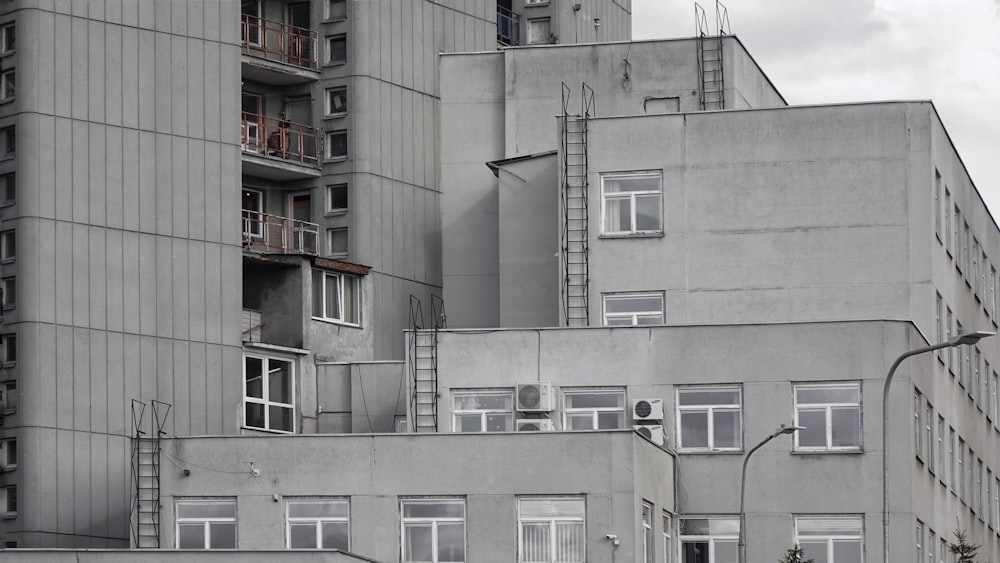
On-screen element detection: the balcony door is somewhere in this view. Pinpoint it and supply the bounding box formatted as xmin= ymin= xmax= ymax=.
xmin=287 ymin=2 xmax=312 ymax=65
xmin=242 ymin=93 xmax=263 ymax=151
xmin=241 ymin=0 xmax=262 ymax=46
xmin=287 ymin=192 xmax=313 ymax=252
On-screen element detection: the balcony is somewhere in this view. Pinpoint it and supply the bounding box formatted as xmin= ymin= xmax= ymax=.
xmin=242 ymin=209 xmax=319 ymax=255
xmin=241 ymin=112 xmax=322 ymax=180
xmin=497 ymin=6 xmax=521 ymax=47
xmin=241 ymin=14 xmax=319 ymax=84
xmin=242 ymin=308 xmax=263 ymax=343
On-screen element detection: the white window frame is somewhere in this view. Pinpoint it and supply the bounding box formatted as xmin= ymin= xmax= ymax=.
xmin=326 ymin=34 xmax=346 ymax=65
xmin=326 ymin=87 xmax=347 ymax=117
xmin=0 ymin=24 xmax=13 ymax=54
xmin=0 ymin=380 xmax=13 ymax=414
xmin=0 ymin=437 xmax=14 ymax=470
xmin=175 ymin=499 xmax=236 ymax=549
xmin=1 ymin=333 xmax=14 ymax=365
xmin=243 ymin=354 xmax=296 ymax=434
xmin=662 ymin=511 xmax=673 ymax=563
xmin=600 ymin=171 xmax=663 ymax=235
xmin=642 ymin=502 xmax=654 ymax=563
xmin=326 ymin=183 xmax=348 ymax=214
xmin=2 ymin=276 xmax=14 ymax=309
xmin=0 ymin=229 xmax=14 ymax=261
xmin=400 ymin=498 xmax=466 ymax=563
xmin=602 ymin=292 xmax=664 ymax=326
xmin=325 ymin=0 xmax=347 ymax=21
xmin=937 ymin=415 xmax=946 ymax=486
xmin=676 ymin=387 xmax=742 ymax=452
xmin=286 ymin=498 xmax=350 ymax=549
xmin=1 ymin=485 xmax=14 ymax=517
xmin=326 ymin=227 xmax=348 ymax=259
xmin=0 ymin=69 xmax=13 ymax=102
xmin=916 ymin=519 xmax=923 ymax=562
xmin=526 ymin=17 xmax=551 ymax=44
xmin=241 ymin=188 xmax=264 ymax=238
xmin=793 ymin=383 xmax=861 ymax=452
xmin=562 ymin=388 xmax=626 ymax=430
xmin=451 ymin=390 xmax=514 ymax=433
xmin=517 ymin=496 xmax=586 ymax=563
xmin=678 ymin=517 xmax=738 ymax=562
xmin=312 ymin=270 xmax=361 ymax=326
xmin=326 ymin=130 xmax=347 ymax=161
xmin=794 ymin=516 xmax=863 ymax=563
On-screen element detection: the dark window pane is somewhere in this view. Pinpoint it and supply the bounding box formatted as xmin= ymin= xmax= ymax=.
xmin=322 ymin=521 xmax=349 ymax=549
xmin=289 ymin=522 xmax=317 ymax=548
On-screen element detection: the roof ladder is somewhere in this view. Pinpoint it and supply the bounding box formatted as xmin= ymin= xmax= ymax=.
xmin=130 ymin=400 xmax=170 ymax=549
xmin=408 ymin=296 xmax=440 ymax=432
xmin=695 ymin=1 xmax=730 ymax=111
xmin=561 ymin=82 xmax=594 ymax=327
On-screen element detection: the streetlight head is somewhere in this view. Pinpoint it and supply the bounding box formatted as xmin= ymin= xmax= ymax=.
xmin=948 ymin=331 xmax=996 ymax=347
xmin=775 ymin=424 xmax=805 ymax=436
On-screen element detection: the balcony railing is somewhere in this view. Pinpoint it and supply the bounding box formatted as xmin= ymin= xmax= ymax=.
xmin=241 ymin=15 xmax=319 ymax=70
xmin=497 ymin=6 xmax=521 ymax=46
xmin=242 ymin=308 xmax=263 ymax=342
xmin=242 ymin=209 xmax=319 ymax=255
xmin=241 ymin=112 xmax=321 ymax=168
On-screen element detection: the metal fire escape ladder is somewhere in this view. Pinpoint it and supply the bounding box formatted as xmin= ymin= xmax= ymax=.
xmin=695 ymin=1 xmax=729 ymax=111
xmin=409 ymin=296 xmax=438 ymax=432
xmin=561 ymin=82 xmax=594 ymax=327
xmin=130 ymin=400 xmax=171 ymax=549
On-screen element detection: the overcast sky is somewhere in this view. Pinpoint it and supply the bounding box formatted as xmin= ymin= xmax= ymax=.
xmin=632 ymin=0 xmax=1000 ymax=216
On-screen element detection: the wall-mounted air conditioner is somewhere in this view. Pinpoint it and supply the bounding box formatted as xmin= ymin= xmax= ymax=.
xmin=516 ymin=382 xmax=555 ymax=412
xmin=633 ymin=424 xmax=666 ymax=447
xmin=517 ymin=419 xmax=554 ymax=432
xmin=632 ymin=398 xmax=664 ymax=421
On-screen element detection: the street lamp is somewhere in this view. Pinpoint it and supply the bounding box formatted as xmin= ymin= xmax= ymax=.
xmin=738 ymin=424 xmax=804 ymax=563
xmin=882 ymin=330 xmax=995 ymax=563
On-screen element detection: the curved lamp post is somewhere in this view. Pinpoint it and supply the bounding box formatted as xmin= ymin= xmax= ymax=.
xmin=882 ymin=330 xmax=994 ymax=563
xmin=738 ymin=424 xmax=803 ymax=563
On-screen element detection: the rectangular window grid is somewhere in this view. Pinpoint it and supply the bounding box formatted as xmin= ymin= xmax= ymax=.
xmin=601 ymin=172 xmax=662 ymax=235
xmin=312 ymin=270 xmax=360 ymax=325
xmin=286 ymin=499 xmax=349 ymax=549
xmin=326 ymin=130 xmax=347 ymax=160
xmin=677 ymin=387 xmax=742 ymax=451
xmin=603 ymin=292 xmax=664 ymax=326
xmin=662 ymin=512 xmax=672 ymax=563
xmin=795 ymin=516 xmax=863 ymax=563
xmin=327 ymin=183 xmax=348 ymax=213
xmin=562 ymin=388 xmax=626 ymax=431
xmin=642 ymin=502 xmax=654 ymax=563
xmin=794 ymin=383 xmax=861 ymax=451
xmin=326 ymin=87 xmax=347 ymax=116
xmin=176 ymin=500 xmax=236 ymax=549
xmin=243 ymin=355 xmax=295 ymax=433
xmin=401 ymin=498 xmax=466 ymax=563
xmin=327 ymin=35 xmax=346 ymax=64
xmin=518 ymin=497 xmax=585 ymax=563
xmin=452 ymin=390 xmax=513 ymax=432
xmin=679 ymin=518 xmax=738 ymax=562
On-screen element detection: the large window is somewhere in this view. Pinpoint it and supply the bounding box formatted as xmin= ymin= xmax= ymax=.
xmin=562 ymin=388 xmax=626 ymax=430
xmin=452 ymin=390 xmax=513 ymax=432
xmin=603 ymin=293 xmax=664 ymax=326
xmin=176 ymin=500 xmax=236 ymax=549
xmin=518 ymin=497 xmax=585 ymax=563
xmin=601 ymin=172 xmax=662 ymax=235
xmin=312 ymin=270 xmax=360 ymax=325
xmin=795 ymin=516 xmax=863 ymax=563
xmin=677 ymin=387 xmax=742 ymax=452
xmin=401 ymin=499 xmax=465 ymax=563
xmin=287 ymin=499 xmax=349 ymax=549
xmin=794 ymin=384 xmax=861 ymax=451
xmin=679 ymin=517 xmax=738 ymax=563
xmin=243 ymin=355 xmax=294 ymax=433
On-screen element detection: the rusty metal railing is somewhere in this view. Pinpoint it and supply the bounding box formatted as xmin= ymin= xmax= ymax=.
xmin=241 ymin=15 xmax=318 ymax=70
xmin=241 ymin=112 xmax=321 ymax=168
xmin=242 ymin=209 xmax=319 ymax=255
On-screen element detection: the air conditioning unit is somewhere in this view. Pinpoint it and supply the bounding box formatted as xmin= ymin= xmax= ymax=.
xmin=634 ymin=424 xmax=666 ymax=447
xmin=516 ymin=382 xmax=555 ymax=412
xmin=517 ymin=419 xmax=554 ymax=432
xmin=632 ymin=398 xmax=664 ymax=421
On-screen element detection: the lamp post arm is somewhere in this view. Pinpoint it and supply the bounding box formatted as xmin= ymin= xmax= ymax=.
xmin=881 ymin=340 xmax=953 ymax=563
xmin=738 ymin=431 xmax=779 ymax=563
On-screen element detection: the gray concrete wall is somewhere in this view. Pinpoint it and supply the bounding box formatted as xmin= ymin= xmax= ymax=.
xmin=154 ymin=431 xmax=672 ymax=562
xmin=7 ymin=0 xmax=243 ymax=548
xmin=497 ymin=153 xmax=559 ymax=327
xmin=0 ymin=550 xmax=375 ymax=563
xmin=512 ymin=0 xmax=632 ymax=46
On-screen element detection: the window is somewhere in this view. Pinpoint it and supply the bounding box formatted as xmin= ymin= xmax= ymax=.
xmin=978 ymin=458 xmax=985 ymax=518
xmin=1 ymin=229 xmax=15 ymax=262
xmin=947 ymin=309 xmax=955 ymax=373
xmin=603 ymin=293 xmax=664 ymax=326
xmin=2 ymin=276 xmax=14 ymax=308
xmin=518 ymin=497 xmax=585 ymax=563
xmin=928 ymin=529 xmax=936 ymax=563
xmin=994 ymin=371 xmax=1000 ymax=427
xmin=2 ymin=333 xmax=15 ymax=365
xmin=953 ymin=206 xmax=961 ymax=265
xmin=326 ymin=0 xmax=346 ymax=20
xmin=642 ymin=502 xmax=654 ymax=563
xmin=0 ymin=437 xmax=14 ymax=469
xmin=601 ymin=172 xmax=662 ymax=235
xmin=663 ymin=512 xmax=673 ymax=563
xmin=286 ymin=499 xmax=349 ymax=549
xmin=327 ymin=35 xmax=346 ymax=64
xmin=243 ymin=355 xmax=294 ymax=433
xmin=176 ymin=500 xmax=236 ymax=549
xmin=988 ymin=471 xmax=994 ymax=529
xmin=973 ymin=238 xmax=981 ymax=297
xmin=312 ymin=270 xmax=360 ymax=325
xmin=964 ymin=222 xmax=971 ymax=281
xmin=992 ymin=266 xmax=997 ymax=318
xmin=1 ymin=485 xmax=15 ymax=517
xmin=949 ymin=427 xmax=957 ymax=495
xmin=994 ymin=476 xmax=1000 ymax=531
xmin=914 ymin=390 xmax=923 ymax=462
xmin=926 ymin=402 xmax=934 ymax=474
xmin=940 ymin=536 xmax=949 ymax=563
xmin=0 ymin=380 xmax=14 ymax=413
xmin=795 ymin=516 xmax=863 ymax=563
xmin=794 ymin=383 xmax=861 ymax=451
xmin=0 ymin=172 xmax=14 ymax=204
xmin=945 ymin=189 xmax=952 ymax=256
xmin=0 ymin=126 xmax=13 ymax=156
xmin=0 ymin=69 xmax=13 ymax=102
xmin=326 ymin=130 xmax=347 ymax=160
xmin=452 ymin=390 xmax=513 ymax=432
xmin=401 ymin=498 xmax=465 ymax=563
xmin=679 ymin=517 xmax=738 ymax=563
xmin=326 ymin=228 xmax=348 ymax=259
xmin=677 ymin=387 xmax=742 ymax=451
xmin=0 ymin=24 xmax=13 ymax=54
xmin=959 ymin=439 xmax=967 ymax=504
xmin=241 ymin=188 xmax=263 ymax=238
xmin=934 ymin=170 xmax=942 ymax=240
xmin=327 ymin=184 xmax=348 ymax=213
xmin=326 ymin=87 xmax=347 ymax=116
xmin=937 ymin=415 xmax=945 ymax=486
xmin=972 ymin=348 xmax=981 ymax=404
xmin=526 ymin=18 xmax=551 ymax=44
xmin=562 ymin=388 xmax=626 ymax=430
xmin=916 ymin=520 xmax=923 ymax=563
xmin=935 ymin=293 xmax=943 ymax=362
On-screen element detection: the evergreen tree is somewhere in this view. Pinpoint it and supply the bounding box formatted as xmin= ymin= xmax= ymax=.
xmin=778 ymin=544 xmax=814 ymax=563
xmin=950 ymin=529 xmax=980 ymax=563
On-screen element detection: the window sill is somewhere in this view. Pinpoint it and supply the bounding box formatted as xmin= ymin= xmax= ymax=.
xmin=598 ymin=232 xmax=665 ymax=240
xmin=325 ymin=209 xmax=348 ymax=217
xmin=311 ymin=316 xmax=361 ymax=329
xmin=241 ymin=425 xmax=294 ymax=435
xmin=0 ymin=97 xmax=13 ymax=106
xmin=524 ymin=1 xmax=551 ymax=6
xmin=325 ymin=157 xmax=348 ymax=164
xmin=0 ymin=201 xmax=13 ymax=208
xmin=677 ymin=449 xmax=743 ymax=455
xmin=1 ymin=513 xmax=14 ymax=520
xmin=324 ymin=16 xmax=347 ymax=23
xmin=323 ymin=61 xmax=347 ymax=69
xmin=324 ymin=113 xmax=347 ymax=120
xmin=791 ymin=448 xmax=864 ymax=455
xmin=0 ymin=258 xmax=14 ymax=265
